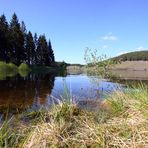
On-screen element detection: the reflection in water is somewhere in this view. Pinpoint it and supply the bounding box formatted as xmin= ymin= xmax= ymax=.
xmin=0 ymin=73 xmax=55 ymax=118
xmin=2 ymin=72 xmax=145 ymax=119
xmin=0 ymin=70 xmax=147 ymax=120
xmin=52 ymin=75 xmax=122 ymax=103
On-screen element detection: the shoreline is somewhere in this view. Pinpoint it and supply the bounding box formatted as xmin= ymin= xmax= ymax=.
xmin=0 ymin=87 xmax=147 ymax=147
xmin=110 ymin=69 xmax=148 ymax=80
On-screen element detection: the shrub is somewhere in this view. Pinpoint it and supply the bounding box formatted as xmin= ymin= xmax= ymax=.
xmin=18 ymin=63 xmax=31 ymax=77
xmin=0 ymin=61 xmax=8 ymax=72
xmin=7 ymin=63 xmax=18 ymax=73
xmin=0 ymin=62 xmax=18 ymax=79
xmin=18 ymin=63 xmax=31 ymax=72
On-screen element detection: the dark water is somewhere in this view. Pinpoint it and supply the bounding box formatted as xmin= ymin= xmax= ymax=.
xmin=0 ymin=72 xmax=123 ymax=118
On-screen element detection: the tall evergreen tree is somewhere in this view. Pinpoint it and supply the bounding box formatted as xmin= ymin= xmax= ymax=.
xmin=36 ymin=35 xmax=48 ymax=65
xmin=33 ymin=33 xmax=38 ymax=65
xmin=0 ymin=14 xmax=9 ymax=62
xmin=25 ymin=31 xmax=35 ymax=65
xmin=9 ymin=13 xmax=25 ymax=65
xmin=48 ymin=40 xmax=55 ymax=63
xmin=20 ymin=21 xmax=27 ymax=33
xmin=0 ymin=13 xmax=56 ymax=66
xmin=21 ymin=21 xmax=27 ymax=62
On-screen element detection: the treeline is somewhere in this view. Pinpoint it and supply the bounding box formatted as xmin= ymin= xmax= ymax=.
xmin=114 ymin=51 xmax=148 ymax=61
xmin=0 ymin=13 xmax=55 ymax=66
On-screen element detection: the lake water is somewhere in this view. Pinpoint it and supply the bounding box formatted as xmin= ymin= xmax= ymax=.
xmin=0 ymin=72 xmax=125 ymax=119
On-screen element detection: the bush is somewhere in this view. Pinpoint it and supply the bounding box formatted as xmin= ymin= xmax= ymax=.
xmin=7 ymin=63 xmax=18 ymax=72
xmin=18 ymin=63 xmax=31 ymax=77
xmin=0 ymin=61 xmax=8 ymax=72
xmin=18 ymin=63 xmax=31 ymax=72
xmin=0 ymin=62 xmax=18 ymax=79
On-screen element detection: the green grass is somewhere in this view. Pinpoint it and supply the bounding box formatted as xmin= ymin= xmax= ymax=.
xmin=0 ymin=85 xmax=147 ymax=147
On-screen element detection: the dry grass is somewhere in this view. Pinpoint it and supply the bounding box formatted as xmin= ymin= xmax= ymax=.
xmin=110 ymin=61 xmax=148 ymax=80
xmin=22 ymin=89 xmax=148 ymax=147
xmin=0 ymin=87 xmax=148 ymax=147
xmin=111 ymin=61 xmax=148 ymax=70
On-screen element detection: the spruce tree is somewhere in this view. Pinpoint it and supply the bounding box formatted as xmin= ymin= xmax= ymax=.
xmin=0 ymin=13 xmax=56 ymax=66
xmin=33 ymin=33 xmax=38 ymax=65
xmin=21 ymin=21 xmax=27 ymax=62
xmin=25 ymin=31 xmax=35 ymax=65
xmin=9 ymin=13 xmax=25 ymax=65
xmin=48 ymin=40 xmax=55 ymax=63
xmin=36 ymin=35 xmax=48 ymax=65
xmin=0 ymin=14 xmax=9 ymax=62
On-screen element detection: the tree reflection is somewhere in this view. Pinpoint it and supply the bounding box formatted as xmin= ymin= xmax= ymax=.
xmin=0 ymin=73 xmax=55 ymax=118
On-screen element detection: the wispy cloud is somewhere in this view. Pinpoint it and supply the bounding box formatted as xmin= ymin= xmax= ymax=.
xmin=117 ymin=51 xmax=128 ymax=56
xmin=102 ymin=45 xmax=108 ymax=49
xmin=117 ymin=46 xmax=147 ymax=56
xmin=101 ymin=32 xmax=118 ymax=41
xmin=135 ymin=46 xmax=146 ymax=51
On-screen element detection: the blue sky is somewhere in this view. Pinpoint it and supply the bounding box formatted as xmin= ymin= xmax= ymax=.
xmin=0 ymin=0 xmax=148 ymax=64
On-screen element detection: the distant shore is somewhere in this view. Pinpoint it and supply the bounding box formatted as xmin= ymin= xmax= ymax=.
xmin=67 ymin=61 xmax=148 ymax=80
xmin=110 ymin=61 xmax=148 ymax=80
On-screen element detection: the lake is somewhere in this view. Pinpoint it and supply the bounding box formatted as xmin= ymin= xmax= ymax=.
xmin=0 ymin=72 xmax=125 ymax=119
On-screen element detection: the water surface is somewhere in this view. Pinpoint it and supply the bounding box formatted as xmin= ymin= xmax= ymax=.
xmin=0 ymin=72 xmax=123 ymax=118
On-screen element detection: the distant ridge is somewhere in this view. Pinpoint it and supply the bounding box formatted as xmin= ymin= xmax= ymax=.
xmin=113 ymin=50 xmax=148 ymax=61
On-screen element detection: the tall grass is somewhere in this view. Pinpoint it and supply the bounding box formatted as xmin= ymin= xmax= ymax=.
xmin=0 ymin=84 xmax=147 ymax=147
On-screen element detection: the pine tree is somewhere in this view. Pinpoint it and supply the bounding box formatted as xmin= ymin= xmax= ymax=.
xmin=36 ymin=35 xmax=49 ymax=65
xmin=0 ymin=13 xmax=56 ymax=66
xmin=20 ymin=21 xmax=27 ymax=33
xmin=0 ymin=14 xmax=9 ymax=62
xmin=21 ymin=21 xmax=27 ymax=63
xmin=9 ymin=13 xmax=25 ymax=65
xmin=25 ymin=31 xmax=35 ymax=65
xmin=48 ymin=40 xmax=55 ymax=63
xmin=33 ymin=33 xmax=38 ymax=65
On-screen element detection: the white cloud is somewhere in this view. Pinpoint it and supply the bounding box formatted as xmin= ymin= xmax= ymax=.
xmin=116 ymin=51 xmax=128 ymax=56
xmin=116 ymin=50 xmax=129 ymax=56
xmin=116 ymin=46 xmax=147 ymax=56
xmin=101 ymin=32 xmax=118 ymax=41
xmin=135 ymin=46 xmax=146 ymax=51
xmin=102 ymin=45 xmax=108 ymax=49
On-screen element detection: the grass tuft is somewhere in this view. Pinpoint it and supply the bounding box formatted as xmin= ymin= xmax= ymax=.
xmin=0 ymin=85 xmax=147 ymax=147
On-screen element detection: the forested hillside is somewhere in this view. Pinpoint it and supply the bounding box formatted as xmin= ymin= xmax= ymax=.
xmin=0 ymin=13 xmax=55 ymax=66
xmin=114 ymin=51 xmax=148 ymax=61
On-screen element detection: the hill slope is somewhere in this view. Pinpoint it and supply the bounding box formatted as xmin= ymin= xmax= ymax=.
xmin=113 ymin=50 xmax=148 ymax=61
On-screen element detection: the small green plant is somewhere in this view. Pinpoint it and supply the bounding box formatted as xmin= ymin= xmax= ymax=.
xmin=0 ymin=61 xmax=18 ymax=79
xmin=7 ymin=63 xmax=18 ymax=72
xmin=18 ymin=63 xmax=30 ymax=71
xmin=0 ymin=61 xmax=8 ymax=73
xmin=84 ymin=48 xmax=117 ymax=79
xmin=7 ymin=63 xmax=18 ymax=77
xmin=18 ymin=63 xmax=31 ymax=77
